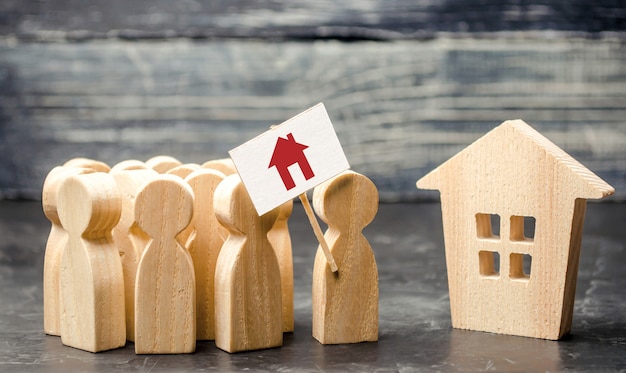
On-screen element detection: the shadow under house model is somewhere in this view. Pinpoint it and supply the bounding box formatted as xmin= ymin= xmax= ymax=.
xmin=416 ymin=119 xmax=614 ymax=340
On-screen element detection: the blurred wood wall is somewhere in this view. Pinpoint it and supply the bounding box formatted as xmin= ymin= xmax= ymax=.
xmin=1 ymin=1 xmax=625 ymax=201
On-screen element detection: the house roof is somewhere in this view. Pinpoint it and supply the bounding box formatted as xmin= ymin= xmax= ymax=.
xmin=416 ymin=119 xmax=614 ymax=200
xmin=268 ymin=133 xmax=309 ymax=169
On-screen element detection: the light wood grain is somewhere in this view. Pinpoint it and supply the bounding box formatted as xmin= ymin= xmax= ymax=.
xmin=145 ymin=155 xmax=182 ymax=174
xmin=203 ymin=158 xmax=237 ymax=176
xmin=56 ymin=172 xmax=125 ymax=352
xmin=42 ymin=166 xmax=94 ymax=336
xmin=299 ymin=193 xmax=338 ymax=273
xmin=166 ymin=163 xmax=203 ymax=248
xmin=111 ymin=159 xmax=148 ymax=172
xmin=184 ymin=169 xmax=226 ymax=341
xmin=312 ymin=170 xmax=379 ymax=344
xmin=110 ymin=168 xmax=158 ymax=342
xmin=62 ymin=158 xmax=111 ymax=173
xmin=167 ymin=163 xmax=202 ymax=179
xmin=416 ymin=119 xmax=614 ymax=340
xmin=213 ymin=175 xmax=283 ymax=353
xmin=203 ymin=158 xmax=237 ymax=240
xmin=267 ymin=200 xmax=294 ymax=333
xmin=134 ymin=174 xmax=196 ymax=354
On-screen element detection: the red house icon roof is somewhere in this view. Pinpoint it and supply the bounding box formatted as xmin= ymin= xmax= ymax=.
xmin=269 ymin=133 xmax=315 ymax=190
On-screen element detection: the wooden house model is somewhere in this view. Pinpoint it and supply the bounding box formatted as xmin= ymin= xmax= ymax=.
xmin=416 ymin=119 xmax=614 ymax=340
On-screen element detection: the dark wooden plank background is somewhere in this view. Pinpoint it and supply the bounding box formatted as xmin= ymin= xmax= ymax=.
xmin=3 ymin=1 xmax=626 ymax=40
xmin=1 ymin=1 xmax=625 ymax=201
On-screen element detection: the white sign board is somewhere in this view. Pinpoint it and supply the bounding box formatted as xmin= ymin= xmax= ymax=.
xmin=229 ymin=103 xmax=350 ymax=215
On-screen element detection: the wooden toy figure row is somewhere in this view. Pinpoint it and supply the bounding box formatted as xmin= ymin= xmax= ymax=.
xmin=42 ymin=156 xmax=379 ymax=354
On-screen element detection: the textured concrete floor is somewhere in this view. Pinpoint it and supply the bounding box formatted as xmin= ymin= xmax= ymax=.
xmin=0 ymin=201 xmax=624 ymax=371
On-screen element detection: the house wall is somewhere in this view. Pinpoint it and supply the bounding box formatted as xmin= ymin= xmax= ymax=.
xmin=1 ymin=1 xmax=625 ymax=201
xmin=559 ymin=198 xmax=588 ymax=337
xmin=440 ymin=185 xmax=577 ymax=339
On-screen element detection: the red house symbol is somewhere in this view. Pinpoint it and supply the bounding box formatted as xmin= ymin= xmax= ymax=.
xmin=269 ymin=133 xmax=315 ymax=190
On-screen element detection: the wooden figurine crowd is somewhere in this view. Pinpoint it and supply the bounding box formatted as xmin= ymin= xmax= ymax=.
xmin=42 ymin=117 xmax=614 ymax=355
xmin=42 ymin=155 xmax=379 ymax=353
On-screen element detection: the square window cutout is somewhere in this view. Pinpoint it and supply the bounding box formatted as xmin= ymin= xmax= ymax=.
xmin=510 ymin=215 xmax=535 ymax=241
xmin=476 ymin=213 xmax=500 ymax=239
xmin=510 ymin=253 xmax=532 ymax=280
xmin=479 ymin=250 xmax=500 ymax=278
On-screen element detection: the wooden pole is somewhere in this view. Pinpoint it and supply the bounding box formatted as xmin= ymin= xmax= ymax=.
xmin=299 ymin=193 xmax=338 ymax=273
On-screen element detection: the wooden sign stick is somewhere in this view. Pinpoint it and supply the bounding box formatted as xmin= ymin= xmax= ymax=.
xmin=299 ymin=193 xmax=338 ymax=273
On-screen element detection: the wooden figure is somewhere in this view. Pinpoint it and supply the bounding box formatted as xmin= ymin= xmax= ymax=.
xmin=166 ymin=163 xmax=202 ymax=245
xmin=213 ymin=175 xmax=283 ymax=353
xmin=111 ymin=159 xmax=148 ymax=172
xmin=184 ymin=169 xmax=226 ymax=340
xmin=145 ymin=155 xmax=182 ymax=174
xmin=267 ymin=200 xmax=294 ymax=333
xmin=134 ymin=174 xmax=196 ymax=354
xmin=110 ymin=168 xmax=158 ymax=342
xmin=63 ymin=157 xmax=110 ymax=173
xmin=416 ymin=119 xmax=615 ymax=340
xmin=311 ymin=170 xmax=379 ymax=344
xmin=203 ymin=158 xmax=237 ymax=175
xmin=203 ymin=158 xmax=236 ymax=240
xmin=205 ymin=157 xmax=293 ymax=331
xmin=42 ymin=166 xmax=93 ymax=336
xmin=167 ymin=163 xmax=202 ymax=179
xmin=57 ymin=172 xmax=125 ymax=352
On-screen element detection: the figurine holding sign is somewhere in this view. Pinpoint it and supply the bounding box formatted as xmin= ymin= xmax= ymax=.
xmin=312 ymin=171 xmax=379 ymax=344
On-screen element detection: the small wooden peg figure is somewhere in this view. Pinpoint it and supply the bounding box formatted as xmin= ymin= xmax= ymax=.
xmin=267 ymin=200 xmax=294 ymax=333
xmin=203 ymin=158 xmax=237 ymax=240
xmin=57 ymin=172 xmax=125 ymax=352
xmin=42 ymin=166 xmax=94 ymax=336
xmin=312 ymin=170 xmax=379 ymax=344
xmin=202 ymin=158 xmax=237 ymax=176
xmin=145 ymin=155 xmax=182 ymax=174
xmin=110 ymin=168 xmax=158 ymax=342
xmin=63 ymin=157 xmax=111 ymax=173
xmin=111 ymin=159 xmax=148 ymax=172
xmin=213 ymin=175 xmax=283 ymax=353
xmin=134 ymin=174 xmax=196 ymax=354
xmin=167 ymin=163 xmax=202 ymax=179
xmin=184 ymin=169 xmax=226 ymax=340
xmin=165 ymin=163 xmax=203 ymax=246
